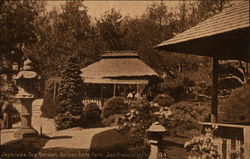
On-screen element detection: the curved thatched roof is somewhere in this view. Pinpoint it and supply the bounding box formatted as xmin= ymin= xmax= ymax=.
xmin=80 ymin=51 xmax=160 ymax=84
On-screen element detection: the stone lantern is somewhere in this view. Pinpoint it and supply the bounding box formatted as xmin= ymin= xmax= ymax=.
xmin=147 ymin=122 xmax=167 ymax=159
xmin=13 ymin=58 xmax=40 ymax=139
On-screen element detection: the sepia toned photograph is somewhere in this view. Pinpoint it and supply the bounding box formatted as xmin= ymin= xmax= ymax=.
xmin=0 ymin=0 xmax=249 ymax=159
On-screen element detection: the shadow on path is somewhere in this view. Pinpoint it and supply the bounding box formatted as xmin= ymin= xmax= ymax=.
xmin=49 ymin=136 xmax=72 ymax=140
xmin=0 ymin=136 xmax=49 ymax=159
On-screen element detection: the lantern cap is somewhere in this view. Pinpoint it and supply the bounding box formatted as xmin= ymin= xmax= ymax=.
xmin=13 ymin=71 xmax=37 ymax=80
xmin=147 ymin=122 xmax=167 ymax=132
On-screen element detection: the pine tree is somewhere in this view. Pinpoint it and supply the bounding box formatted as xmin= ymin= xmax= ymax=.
xmin=55 ymin=56 xmax=84 ymax=130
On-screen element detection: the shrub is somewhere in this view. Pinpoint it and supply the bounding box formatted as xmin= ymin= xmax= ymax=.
xmin=117 ymin=104 xmax=172 ymax=159
xmin=90 ymin=129 xmax=130 ymax=159
xmin=127 ymin=136 xmax=151 ymax=159
xmin=118 ymin=105 xmax=156 ymax=138
xmin=1 ymin=102 xmax=20 ymax=128
xmin=168 ymin=102 xmax=209 ymax=137
xmin=103 ymin=97 xmax=128 ymax=118
xmin=90 ymin=129 xmax=150 ymax=159
xmin=118 ymin=103 xmax=172 ymax=138
xmin=219 ymin=84 xmax=250 ymax=123
xmin=153 ymin=94 xmax=174 ymax=107
xmin=40 ymin=78 xmax=60 ymax=119
xmin=184 ymin=135 xmax=220 ymax=159
xmin=55 ymin=56 xmax=84 ymax=130
xmin=83 ymin=103 xmax=102 ymax=127
xmin=0 ymin=76 xmax=19 ymax=128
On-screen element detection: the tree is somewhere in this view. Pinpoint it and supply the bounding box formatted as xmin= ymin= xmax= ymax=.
xmin=121 ymin=2 xmax=208 ymax=79
xmin=0 ymin=1 xmax=45 ymax=77
xmin=28 ymin=1 xmax=103 ymax=79
xmin=55 ymin=56 xmax=84 ymax=130
xmin=97 ymin=8 xmax=126 ymax=51
xmin=55 ymin=0 xmax=102 ymax=67
xmin=177 ymin=0 xmax=232 ymax=32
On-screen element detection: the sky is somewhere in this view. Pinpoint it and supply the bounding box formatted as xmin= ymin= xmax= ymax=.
xmin=47 ymin=1 xmax=179 ymax=19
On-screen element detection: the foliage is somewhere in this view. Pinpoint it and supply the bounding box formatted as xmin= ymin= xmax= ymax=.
xmin=127 ymin=137 xmax=151 ymax=159
xmin=83 ymin=103 xmax=102 ymax=127
xmin=90 ymin=129 xmax=150 ymax=159
xmin=0 ymin=75 xmax=18 ymax=123
xmin=97 ymin=8 xmax=125 ymax=51
xmin=230 ymin=148 xmax=244 ymax=159
xmin=168 ymin=102 xmax=209 ymax=137
xmin=0 ymin=0 xmax=234 ymax=87
xmin=40 ymin=78 xmax=60 ymax=119
xmin=118 ymin=104 xmax=172 ymax=138
xmin=218 ymin=61 xmax=248 ymax=95
xmin=101 ymin=114 xmax=122 ymax=127
xmin=117 ymin=104 xmax=171 ymax=159
xmin=1 ymin=102 xmax=20 ymax=128
xmin=0 ymin=1 xmax=45 ymax=72
xmin=27 ymin=1 xmax=103 ymax=79
xmin=184 ymin=135 xmax=220 ymax=159
xmin=153 ymin=94 xmax=174 ymax=107
xmin=90 ymin=129 xmax=130 ymax=159
xmin=177 ymin=0 xmax=232 ymax=33
xmin=55 ymin=56 xmax=84 ymax=130
xmin=103 ymin=97 xmax=128 ymax=118
xmin=219 ymin=84 xmax=250 ymax=122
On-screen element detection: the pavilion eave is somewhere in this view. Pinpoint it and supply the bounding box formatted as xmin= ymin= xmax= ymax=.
xmin=156 ymin=27 xmax=250 ymax=62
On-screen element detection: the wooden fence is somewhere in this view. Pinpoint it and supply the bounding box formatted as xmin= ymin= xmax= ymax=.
xmin=200 ymin=122 xmax=250 ymax=159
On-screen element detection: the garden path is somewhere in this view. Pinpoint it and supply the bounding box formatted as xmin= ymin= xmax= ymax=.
xmin=43 ymin=127 xmax=114 ymax=149
xmin=0 ymin=128 xmax=19 ymax=145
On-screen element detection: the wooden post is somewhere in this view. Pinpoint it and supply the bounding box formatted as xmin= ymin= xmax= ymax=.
xmin=53 ymin=81 xmax=56 ymax=101
xmin=123 ymin=85 xmax=126 ymax=97
xmin=100 ymin=85 xmax=104 ymax=107
xmin=236 ymin=140 xmax=241 ymax=153
xmin=211 ymin=57 xmax=219 ymax=123
xmin=226 ymin=139 xmax=231 ymax=159
xmin=100 ymin=85 xmax=103 ymax=99
xmin=113 ymin=84 xmax=116 ymax=97
xmin=246 ymin=62 xmax=249 ymax=81
xmin=244 ymin=126 xmax=250 ymax=158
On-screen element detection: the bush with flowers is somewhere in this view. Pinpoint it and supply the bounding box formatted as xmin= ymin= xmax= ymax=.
xmin=118 ymin=103 xmax=172 ymax=138
xmin=117 ymin=103 xmax=172 ymax=159
xmin=184 ymin=135 xmax=220 ymax=159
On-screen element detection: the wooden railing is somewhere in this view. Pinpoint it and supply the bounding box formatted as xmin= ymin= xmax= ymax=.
xmin=200 ymin=122 xmax=250 ymax=159
xmin=82 ymin=97 xmax=145 ymax=109
xmin=82 ymin=98 xmax=108 ymax=109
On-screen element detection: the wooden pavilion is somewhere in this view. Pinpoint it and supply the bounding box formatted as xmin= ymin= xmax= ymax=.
xmin=155 ymin=1 xmax=249 ymax=158
xmin=80 ymin=51 xmax=161 ymax=105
